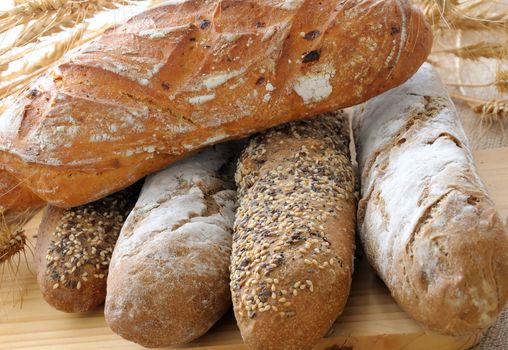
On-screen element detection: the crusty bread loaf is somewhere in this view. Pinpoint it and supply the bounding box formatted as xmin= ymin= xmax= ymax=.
xmin=231 ymin=112 xmax=356 ymax=350
xmin=105 ymin=144 xmax=238 ymax=347
xmin=353 ymin=63 xmax=508 ymax=335
xmin=35 ymin=187 xmax=137 ymax=313
xmin=0 ymin=0 xmax=431 ymax=211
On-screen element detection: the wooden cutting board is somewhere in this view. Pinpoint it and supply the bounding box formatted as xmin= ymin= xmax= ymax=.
xmin=1 ymin=147 xmax=507 ymax=350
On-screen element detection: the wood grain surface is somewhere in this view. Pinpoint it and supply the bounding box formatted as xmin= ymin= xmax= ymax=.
xmin=0 ymin=147 xmax=507 ymax=350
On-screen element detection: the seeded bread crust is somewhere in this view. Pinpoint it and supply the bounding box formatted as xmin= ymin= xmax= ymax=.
xmin=35 ymin=188 xmax=137 ymax=313
xmin=232 ymin=112 xmax=356 ymax=350
xmin=105 ymin=144 xmax=238 ymax=348
xmin=354 ymin=63 xmax=508 ymax=335
xmin=0 ymin=0 xmax=431 ymax=212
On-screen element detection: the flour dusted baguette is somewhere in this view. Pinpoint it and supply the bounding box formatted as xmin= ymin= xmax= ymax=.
xmin=0 ymin=0 xmax=431 ymax=212
xmin=35 ymin=188 xmax=137 ymax=313
xmin=354 ymin=63 xmax=508 ymax=335
xmin=231 ymin=112 xmax=356 ymax=350
xmin=105 ymin=144 xmax=238 ymax=347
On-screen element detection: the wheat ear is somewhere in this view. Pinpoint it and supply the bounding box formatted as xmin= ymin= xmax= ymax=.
xmin=0 ymin=24 xmax=107 ymax=100
xmin=0 ymin=0 xmax=138 ymax=58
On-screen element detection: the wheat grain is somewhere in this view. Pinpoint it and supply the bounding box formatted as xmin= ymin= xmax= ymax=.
xmin=474 ymin=100 xmax=508 ymax=121
xmin=0 ymin=207 xmax=37 ymax=306
xmin=495 ymin=70 xmax=508 ymax=94
xmin=0 ymin=208 xmax=34 ymax=265
xmin=452 ymin=94 xmax=508 ymax=121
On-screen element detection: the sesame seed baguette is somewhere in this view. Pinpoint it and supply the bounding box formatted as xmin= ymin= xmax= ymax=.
xmin=232 ymin=112 xmax=356 ymax=350
xmin=35 ymin=187 xmax=138 ymax=313
xmin=105 ymin=143 xmax=239 ymax=348
xmin=0 ymin=0 xmax=431 ymax=213
xmin=353 ymin=63 xmax=508 ymax=335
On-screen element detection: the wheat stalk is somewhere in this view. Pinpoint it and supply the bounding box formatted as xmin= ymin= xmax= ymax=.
xmin=0 ymin=0 xmax=140 ymax=60
xmin=436 ymin=42 xmax=508 ymax=61
xmin=446 ymin=69 xmax=508 ymax=93
xmin=418 ymin=0 xmax=508 ymax=32
xmin=0 ymin=26 xmax=91 ymax=99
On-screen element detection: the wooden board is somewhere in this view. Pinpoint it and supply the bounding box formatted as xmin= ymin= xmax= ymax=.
xmin=1 ymin=147 xmax=507 ymax=350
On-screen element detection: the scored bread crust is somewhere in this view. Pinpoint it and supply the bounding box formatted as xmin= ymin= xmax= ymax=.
xmin=354 ymin=63 xmax=508 ymax=335
xmin=35 ymin=188 xmax=137 ymax=313
xmin=231 ymin=112 xmax=356 ymax=350
xmin=0 ymin=0 xmax=431 ymax=211
xmin=105 ymin=144 xmax=238 ymax=348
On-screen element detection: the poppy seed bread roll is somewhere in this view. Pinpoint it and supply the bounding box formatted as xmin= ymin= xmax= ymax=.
xmin=231 ymin=112 xmax=356 ymax=350
xmin=35 ymin=187 xmax=137 ymax=313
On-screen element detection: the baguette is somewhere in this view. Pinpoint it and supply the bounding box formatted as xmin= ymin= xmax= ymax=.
xmin=231 ymin=112 xmax=356 ymax=350
xmin=0 ymin=0 xmax=431 ymax=211
xmin=35 ymin=187 xmax=137 ymax=312
xmin=105 ymin=144 xmax=238 ymax=347
xmin=353 ymin=63 xmax=508 ymax=335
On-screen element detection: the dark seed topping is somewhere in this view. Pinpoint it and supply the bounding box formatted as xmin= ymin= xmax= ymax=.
xmin=302 ymin=49 xmax=321 ymax=63
xmin=256 ymin=76 xmax=266 ymax=85
xmin=46 ymin=189 xmax=136 ymax=290
xmin=200 ymin=19 xmax=211 ymax=29
xmin=304 ymin=30 xmax=321 ymax=41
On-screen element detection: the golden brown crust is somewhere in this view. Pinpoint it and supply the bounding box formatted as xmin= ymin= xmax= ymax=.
xmin=232 ymin=112 xmax=356 ymax=350
xmin=35 ymin=188 xmax=137 ymax=313
xmin=0 ymin=0 xmax=431 ymax=211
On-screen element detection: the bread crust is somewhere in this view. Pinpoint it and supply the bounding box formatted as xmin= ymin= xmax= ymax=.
xmin=231 ymin=112 xmax=356 ymax=350
xmin=35 ymin=188 xmax=136 ymax=313
xmin=105 ymin=144 xmax=238 ymax=347
xmin=0 ymin=0 xmax=431 ymax=211
xmin=354 ymin=63 xmax=508 ymax=335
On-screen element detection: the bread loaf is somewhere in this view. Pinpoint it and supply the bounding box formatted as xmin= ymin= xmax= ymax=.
xmin=354 ymin=63 xmax=508 ymax=335
xmin=105 ymin=144 xmax=238 ymax=347
xmin=231 ymin=112 xmax=356 ymax=350
xmin=35 ymin=187 xmax=137 ymax=312
xmin=0 ymin=0 xmax=431 ymax=211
